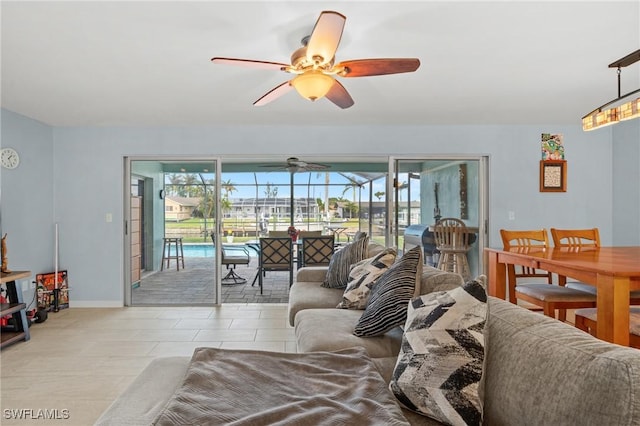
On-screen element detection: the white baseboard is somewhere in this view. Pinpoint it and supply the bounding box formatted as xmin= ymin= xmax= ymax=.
xmin=69 ymin=300 xmax=124 ymax=308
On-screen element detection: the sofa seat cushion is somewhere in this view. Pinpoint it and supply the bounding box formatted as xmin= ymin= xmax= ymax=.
xmin=288 ymin=281 xmax=344 ymax=326
xmin=95 ymin=356 xmax=190 ymax=426
xmin=295 ymin=308 xmax=403 ymax=358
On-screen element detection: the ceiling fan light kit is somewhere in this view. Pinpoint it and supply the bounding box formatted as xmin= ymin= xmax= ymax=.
xmin=582 ymin=49 xmax=640 ymax=131
xmin=291 ymin=70 xmax=335 ymax=101
xmin=211 ymin=10 xmax=420 ymax=108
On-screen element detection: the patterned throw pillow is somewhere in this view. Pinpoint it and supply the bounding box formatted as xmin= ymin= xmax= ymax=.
xmin=337 ymin=248 xmax=397 ymax=310
xmin=321 ymin=237 xmax=369 ymax=289
xmin=390 ymin=278 xmax=488 ymax=426
xmin=353 ymin=245 xmax=422 ymax=337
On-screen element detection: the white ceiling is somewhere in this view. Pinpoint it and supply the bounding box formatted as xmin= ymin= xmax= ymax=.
xmin=2 ymin=1 xmax=639 ymax=127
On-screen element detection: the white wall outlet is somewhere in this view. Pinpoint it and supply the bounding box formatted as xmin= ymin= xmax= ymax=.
xmin=508 ymin=211 xmax=516 ymax=220
xmin=29 ymin=281 xmax=36 ymax=290
xmin=106 ymin=213 xmax=113 ymax=223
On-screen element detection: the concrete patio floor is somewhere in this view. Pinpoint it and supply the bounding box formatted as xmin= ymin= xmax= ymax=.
xmin=132 ymin=256 xmax=293 ymax=305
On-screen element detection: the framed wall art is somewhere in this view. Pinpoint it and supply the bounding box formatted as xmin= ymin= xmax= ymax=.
xmin=540 ymin=160 xmax=567 ymax=192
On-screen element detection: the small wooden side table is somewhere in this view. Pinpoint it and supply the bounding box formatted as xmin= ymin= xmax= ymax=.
xmin=1 ymin=270 xmax=31 ymax=349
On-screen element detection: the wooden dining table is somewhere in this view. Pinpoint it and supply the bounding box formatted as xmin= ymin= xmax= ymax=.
xmin=486 ymin=246 xmax=640 ymax=346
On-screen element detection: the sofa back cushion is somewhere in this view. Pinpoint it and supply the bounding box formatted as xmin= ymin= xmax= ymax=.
xmin=417 ymin=266 xmax=464 ymax=296
xmin=483 ymin=297 xmax=640 ymax=425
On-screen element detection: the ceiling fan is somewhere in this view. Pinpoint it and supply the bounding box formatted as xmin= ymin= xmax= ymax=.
xmin=211 ymin=11 xmax=421 ymax=109
xmin=261 ymin=157 xmax=329 ymax=173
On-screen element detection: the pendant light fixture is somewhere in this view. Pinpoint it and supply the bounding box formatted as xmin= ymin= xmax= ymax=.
xmin=582 ymin=49 xmax=640 ymax=131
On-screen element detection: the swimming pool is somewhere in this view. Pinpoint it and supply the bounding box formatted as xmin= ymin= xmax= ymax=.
xmin=181 ymin=244 xmax=215 ymax=258
xmin=181 ymin=244 xmax=257 ymax=258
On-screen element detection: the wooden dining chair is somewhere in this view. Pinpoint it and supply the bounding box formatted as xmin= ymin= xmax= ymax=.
xmin=500 ymin=229 xmax=553 ymax=303
xmin=551 ymin=227 xmax=640 ymax=304
xmin=574 ymin=307 xmax=640 ymax=349
xmin=256 ymin=237 xmax=293 ymax=294
xmin=501 ymin=228 xmax=597 ymax=321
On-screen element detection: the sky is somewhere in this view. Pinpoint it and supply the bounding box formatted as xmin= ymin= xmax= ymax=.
xmin=165 ymin=171 xmax=405 ymax=201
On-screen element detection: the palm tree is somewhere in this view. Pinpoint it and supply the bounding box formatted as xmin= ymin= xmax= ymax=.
xmin=374 ymin=191 xmax=385 ymax=201
xmin=182 ymin=174 xmax=199 ymax=197
xmin=198 ymin=191 xmax=216 ymax=219
xmin=221 ymin=179 xmax=237 ymax=198
xmin=341 ymin=182 xmax=360 ymax=218
xmin=221 ymin=179 xmax=237 ymax=220
xmin=166 ymin=173 xmax=184 ymax=197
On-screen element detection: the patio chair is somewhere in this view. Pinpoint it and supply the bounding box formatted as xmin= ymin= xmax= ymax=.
xmin=301 ymin=236 xmax=335 ymax=268
xmin=210 ymin=233 xmax=251 ymax=285
xmin=254 ymin=237 xmax=293 ymax=294
xmin=221 ymin=245 xmax=251 ymax=285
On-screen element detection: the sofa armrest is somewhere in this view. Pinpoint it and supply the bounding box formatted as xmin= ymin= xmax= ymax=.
xmin=296 ymin=266 xmax=329 ymax=283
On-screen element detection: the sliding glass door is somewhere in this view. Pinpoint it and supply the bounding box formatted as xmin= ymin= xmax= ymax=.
xmin=391 ymin=156 xmax=489 ymax=277
xmin=124 ymin=158 xmax=221 ymax=306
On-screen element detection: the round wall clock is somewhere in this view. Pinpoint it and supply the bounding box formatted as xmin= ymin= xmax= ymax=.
xmin=1 ymin=148 xmax=20 ymax=169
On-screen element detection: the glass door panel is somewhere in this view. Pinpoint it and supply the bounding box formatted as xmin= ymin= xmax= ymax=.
xmin=126 ymin=158 xmax=220 ymax=306
xmin=393 ymin=157 xmax=488 ymax=277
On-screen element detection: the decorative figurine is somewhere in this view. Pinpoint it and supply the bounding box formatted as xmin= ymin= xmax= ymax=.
xmin=1 ymin=233 xmax=11 ymax=273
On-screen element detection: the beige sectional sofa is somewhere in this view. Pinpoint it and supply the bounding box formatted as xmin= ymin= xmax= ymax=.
xmin=290 ymin=262 xmax=465 ymax=359
xmin=97 ymin=247 xmax=640 ymax=425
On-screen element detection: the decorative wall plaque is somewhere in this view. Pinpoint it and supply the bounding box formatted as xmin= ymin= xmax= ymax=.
xmin=540 ymin=160 xmax=567 ymax=192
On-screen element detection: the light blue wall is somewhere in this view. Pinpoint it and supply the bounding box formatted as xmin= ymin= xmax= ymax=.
xmin=2 ymin=108 xmax=638 ymax=305
xmin=0 ymin=110 xmax=54 ymax=297
xmin=612 ymin=120 xmax=640 ymax=244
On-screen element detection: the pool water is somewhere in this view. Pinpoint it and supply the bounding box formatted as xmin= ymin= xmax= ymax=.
xmin=181 ymin=244 xmax=257 ymax=258
xmin=182 ymin=244 xmax=215 ymax=257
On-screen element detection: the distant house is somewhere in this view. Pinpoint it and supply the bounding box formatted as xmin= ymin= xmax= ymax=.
xmin=165 ymin=196 xmax=200 ymax=222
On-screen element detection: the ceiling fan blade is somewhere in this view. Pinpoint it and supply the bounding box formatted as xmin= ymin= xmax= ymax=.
xmin=301 ymin=163 xmax=330 ymax=171
xmin=325 ymin=80 xmax=354 ymax=109
xmin=253 ymin=81 xmax=294 ymax=106
xmin=336 ymin=58 xmax=421 ymax=77
xmin=306 ymin=11 xmax=346 ymax=66
xmin=211 ymin=57 xmax=289 ymax=71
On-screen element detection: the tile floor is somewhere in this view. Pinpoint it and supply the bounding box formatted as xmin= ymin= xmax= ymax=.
xmin=0 ymin=303 xmax=295 ymax=425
